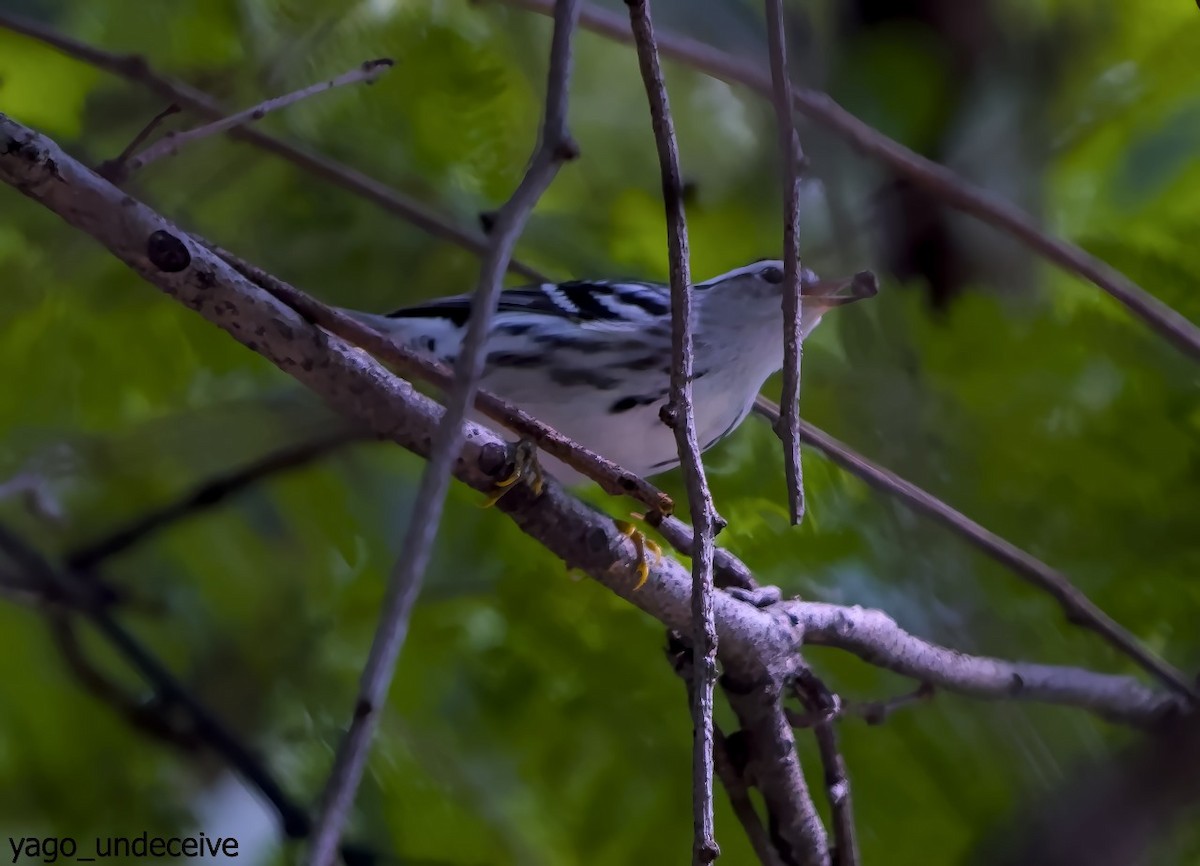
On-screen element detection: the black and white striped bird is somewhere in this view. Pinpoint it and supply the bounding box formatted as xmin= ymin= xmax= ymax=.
xmin=349 ymin=260 xmax=875 ymax=483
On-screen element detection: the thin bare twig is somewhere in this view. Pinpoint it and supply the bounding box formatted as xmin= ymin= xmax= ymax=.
xmin=787 ymin=683 xmax=935 ymax=728
xmin=763 ymin=0 xmax=807 ymax=526
xmin=714 ymin=728 xmax=785 ymax=866
xmin=499 ymin=0 xmax=1200 ymax=362
xmin=0 ymin=8 xmax=545 ymax=282
xmin=66 ymin=429 xmax=367 ymax=571
xmin=813 ymin=719 xmax=855 ymax=866
xmin=755 ymin=395 xmax=1197 ymax=702
xmin=305 ymin=3 xmax=580 ymax=863
xmin=646 ymin=510 xmax=756 ymax=591
xmin=97 ymin=103 xmax=180 ymax=179
xmin=853 ymin=682 xmax=934 ymax=725
xmin=723 ymin=671 xmax=831 ymax=866
xmin=793 ymin=671 xmax=858 ymax=866
xmin=625 ymin=0 xmax=719 ymax=861
xmin=119 ymin=59 xmax=393 ymax=178
xmin=48 ymin=612 xmax=200 ymax=748
xmin=669 ymin=636 xmax=782 ymax=866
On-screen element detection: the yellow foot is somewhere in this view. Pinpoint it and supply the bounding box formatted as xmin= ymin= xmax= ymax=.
xmin=481 ymin=439 xmax=545 ymax=508
xmin=615 ymin=516 xmax=663 ymax=590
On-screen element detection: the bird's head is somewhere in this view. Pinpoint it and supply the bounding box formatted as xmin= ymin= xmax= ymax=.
xmin=696 ymin=259 xmax=877 ymax=339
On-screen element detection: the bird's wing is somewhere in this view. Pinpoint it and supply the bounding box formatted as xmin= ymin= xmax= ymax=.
xmin=384 ymin=280 xmax=671 ymax=332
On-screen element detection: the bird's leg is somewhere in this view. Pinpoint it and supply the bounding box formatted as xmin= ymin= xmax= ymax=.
xmin=480 ymin=441 xmax=659 ymax=587
xmin=615 ymin=514 xmax=662 ymax=590
xmin=480 ymin=439 xmax=545 ymax=508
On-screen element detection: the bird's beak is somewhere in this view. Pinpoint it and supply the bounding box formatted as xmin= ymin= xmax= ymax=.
xmin=800 ymin=271 xmax=879 ymax=308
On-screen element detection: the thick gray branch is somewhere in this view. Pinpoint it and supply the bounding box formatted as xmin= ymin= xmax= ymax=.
xmin=723 ymin=675 xmax=829 ymax=866
xmin=795 ymin=602 xmax=1181 ymax=726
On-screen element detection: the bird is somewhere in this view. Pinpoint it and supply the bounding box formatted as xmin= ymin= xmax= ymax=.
xmin=347 ymin=259 xmax=876 ymax=486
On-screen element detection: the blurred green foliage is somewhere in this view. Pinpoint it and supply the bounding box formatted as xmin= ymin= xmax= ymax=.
xmin=1 ymin=0 xmax=1198 ymax=863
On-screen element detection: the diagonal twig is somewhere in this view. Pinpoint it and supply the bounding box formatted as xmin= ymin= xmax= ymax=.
xmin=115 ymin=59 xmax=394 ymax=179
xmin=0 ymin=8 xmax=545 ymax=283
xmin=66 ymin=429 xmax=368 ymax=571
xmin=669 ymin=635 xmax=783 ymax=866
xmin=625 ymin=0 xmax=719 ymax=860
xmin=755 ymin=395 xmax=1197 ymax=702
xmin=792 ymin=670 xmax=858 ymax=866
xmin=723 ymin=668 xmax=830 ymax=866
xmin=48 ymin=612 xmax=202 ymax=749
xmin=713 ymin=726 xmax=783 ymax=866
xmin=787 ymin=683 xmax=935 ymax=728
xmin=499 ymin=0 xmax=1200 ymax=362
xmin=763 ymin=0 xmax=807 ymax=526
xmin=647 ymin=510 xmax=756 ymax=592
xmin=97 ymin=103 xmax=180 ymax=178
xmin=304 ymin=2 xmax=581 ymax=863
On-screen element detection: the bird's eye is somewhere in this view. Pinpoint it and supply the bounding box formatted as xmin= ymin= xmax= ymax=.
xmin=759 ymin=266 xmax=785 ymax=285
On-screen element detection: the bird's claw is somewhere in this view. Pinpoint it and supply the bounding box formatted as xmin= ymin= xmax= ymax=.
xmin=480 ymin=439 xmax=545 ymax=508
xmin=616 ymin=517 xmax=662 ymax=590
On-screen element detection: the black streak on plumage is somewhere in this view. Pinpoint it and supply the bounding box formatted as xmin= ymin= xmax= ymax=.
xmin=557 ymin=281 xmax=621 ymax=320
xmin=386 ymin=301 xmax=471 ymax=328
xmin=609 ymin=393 xmax=662 ymax=414
xmin=615 ymin=287 xmax=669 ymax=316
